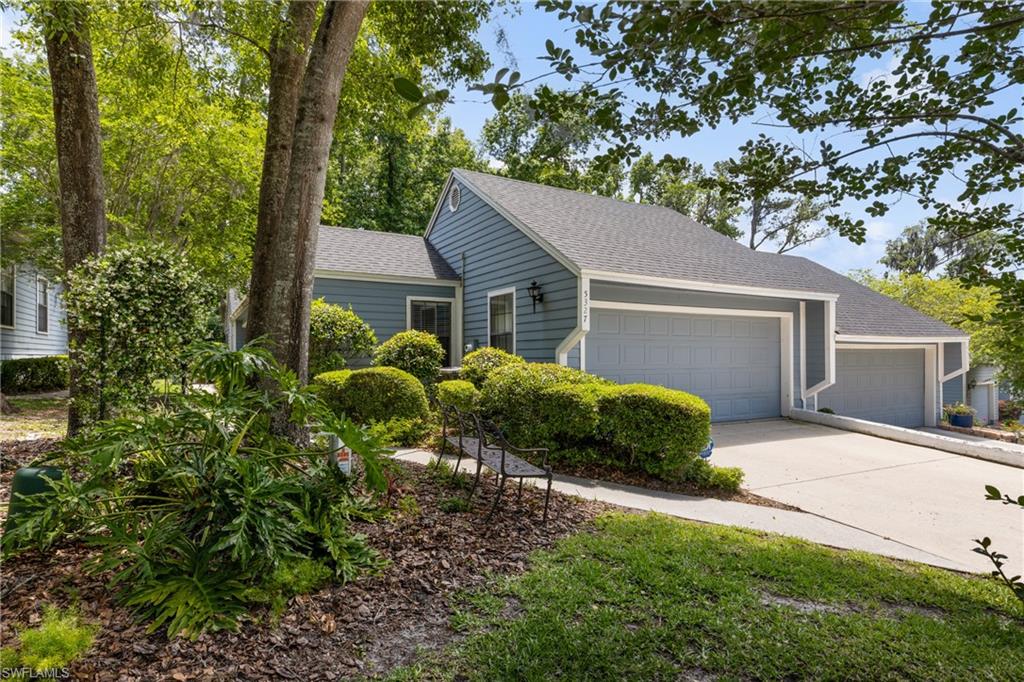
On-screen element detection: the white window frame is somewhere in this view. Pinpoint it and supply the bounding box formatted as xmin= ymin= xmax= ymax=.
xmin=486 ymin=286 xmax=516 ymax=355
xmin=35 ymin=274 xmax=49 ymax=335
xmin=405 ymin=295 xmax=460 ymax=365
xmin=0 ymin=263 xmax=16 ymax=329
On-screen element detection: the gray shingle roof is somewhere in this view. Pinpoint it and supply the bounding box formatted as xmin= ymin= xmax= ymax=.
xmin=453 ymin=169 xmax=962 ymax=338
xmin=317 ymin=226 xmax=458 ymax=281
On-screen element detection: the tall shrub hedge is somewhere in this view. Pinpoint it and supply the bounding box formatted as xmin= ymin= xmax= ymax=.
xmin=372 ymin=330 xmax=445 ymax=387
xmin=460 ymin=347 xmax=525 ymax=387
xmin=308 ymin=299 xmax=376 ymax=376
xmin=314 ymin=367 xmax=428 ymax=425
xmin=1 ymin=355 xmax=70 ymax=394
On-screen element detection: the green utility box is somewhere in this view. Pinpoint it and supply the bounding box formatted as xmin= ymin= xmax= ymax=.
xmin=4 ymin=466 xmax=63 ymax=531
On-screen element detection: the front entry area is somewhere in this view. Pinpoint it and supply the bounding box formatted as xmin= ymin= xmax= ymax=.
xmin=817 ymin=348 xmax=927 ymax=427
xmin=586 ymin=309 xmax=784 ymax=422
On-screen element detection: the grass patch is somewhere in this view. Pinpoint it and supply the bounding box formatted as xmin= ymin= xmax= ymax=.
xmin=1 ymin=397 xmax=67 ymax=440
xmin=242 ymin=557 xmax=335 ymax=621
xmin=392 ymin=513 xmax=1024 ymax=680
xmin=1 ymin=605 xmax=96 ymax=672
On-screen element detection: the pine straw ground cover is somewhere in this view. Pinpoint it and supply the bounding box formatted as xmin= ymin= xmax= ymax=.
xmin=0 ymin=440 xmax=610 ymax=681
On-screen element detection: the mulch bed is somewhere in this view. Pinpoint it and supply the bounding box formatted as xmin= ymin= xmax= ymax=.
xmin=0 ymin=443 xmax=612 ymax=681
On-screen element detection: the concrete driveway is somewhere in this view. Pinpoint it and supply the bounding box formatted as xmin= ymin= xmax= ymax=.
xmin=711 ymin=419 xmax=1024 ymax=573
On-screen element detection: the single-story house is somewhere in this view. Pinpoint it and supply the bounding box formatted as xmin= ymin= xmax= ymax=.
xmin=0 ymin=262 xmax=68 ymax=360
xmin=233 ymin=169 xmax=969 ymax=428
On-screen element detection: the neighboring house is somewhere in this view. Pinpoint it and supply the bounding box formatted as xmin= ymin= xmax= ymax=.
xmin=966 ymin=364 xmax=1019 ymax=425
xmin=0 ymin=262 xmax=69 ymax=360
xmin=232 ymin=169 xmax=969 ymax=429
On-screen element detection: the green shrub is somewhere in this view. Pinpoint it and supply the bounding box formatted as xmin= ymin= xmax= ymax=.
xmin=1 ymin=605 xmax=95 ymax=672
xmin=1 ymin=355 xmax=69 ymax=394
xmin=479 ymin=363 xmax=609 ymax=446
xmin=682 ymin=458 xmax=744 ymax=492
xmin=309 ymin=299 xmax=377 ymax=376
xmin=372 ymin=329 xmax=446 ymax=387
xmin=460 ymin=347 xmax=525 ymax=387
xmin=537 ymin=382 xmax=607 ymax=447
xmin=436 ymin=379 xmax=481 ymax=413
xmin=598 ymin=384 xmax=711 ymax=478
xmin=366 ymin=416 xmax=432 ymax=447
xmin=243 ymin=557 xmax=334 ymax=620
xmin=314 ymin=366 xmax=428 ymax=426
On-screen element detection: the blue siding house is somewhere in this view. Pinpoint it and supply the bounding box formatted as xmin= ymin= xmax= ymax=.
xmin=233 ymin=169 xmax=969 ymax=428
xmin=0 ymin=262 xmax=69 ymax=360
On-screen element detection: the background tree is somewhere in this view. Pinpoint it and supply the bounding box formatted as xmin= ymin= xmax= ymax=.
xmin=881 ymin=222 xmax=1007 ymax=278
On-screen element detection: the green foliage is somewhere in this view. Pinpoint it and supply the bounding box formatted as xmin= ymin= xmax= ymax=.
xmin=0 ymin=355 xmax=69 ymax=394
xmin=309 ymin=299 xmax=377 ymax=376
xmin=365 ymin=416 xmax=432 ymax=447
xmin=944 ymin=402 xmax=975 ymax=417
xmin=438 ymin=496 xmax=471 ymax=513
xmin=0 ymin=605 xmax=95 ymax=672
xmin=62 ymin=244 xmax=213 ymax=424
xmin=681 ymin=459 xmax=744 ymax=493
xmin=242 ymin=557 xmax=334 ymax=620
xmin=372 ymin=330 xmax=446 ymax=387
xmin=2 ymin=342 xmax=387 ymax=639
xmin=975 ymin=485 xmax=1024 ymax=608
xmin=536 ymin=382 xmax=605 ymax=447
xmin=460 ymin=346 xmax=526 ymax=387
xmin=436 ymin=379 xmax=481 ymax=413
xmin=314 ymin=366 xmax=429 ymax=426
xmin=598 ymin=384 xmax=712 ymax=478
xmin=881 ymin=222 xmax=1008 ymax=279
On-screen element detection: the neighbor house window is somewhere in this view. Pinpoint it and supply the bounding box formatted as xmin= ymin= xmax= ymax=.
xmin=488 ymin=288 xmax=515 ymax=353
xmin=36 ymin=276 xmax=48 ymax=334
xmin=1 ymin=265 xmax=14 ymax=328
xmin=409 ymin=298 xmax=453 ymax=366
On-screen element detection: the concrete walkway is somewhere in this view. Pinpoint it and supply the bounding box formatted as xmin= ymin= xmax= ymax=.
xmin=393 ymin=448 xmax=974 ymax=573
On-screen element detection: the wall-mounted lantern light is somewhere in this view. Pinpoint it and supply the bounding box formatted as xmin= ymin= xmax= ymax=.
xmin=527 ymin=280 xmax=544 ymax=313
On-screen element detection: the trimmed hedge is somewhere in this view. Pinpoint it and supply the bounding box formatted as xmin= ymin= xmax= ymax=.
xmin=372 ymin=330 xmax=446 ymax=387
xmin=460 ymin=347 xmax=525 ymax=387
xmin=537 ymin=382 xmax=605 ymax=446
xmin=1 ymin=355 xmax=70 ymax=394
xmin=313 ymin=367 xmax=427 ymax=425
xmin=436 ymin=379 xmax=481 ymax=413
xmin=598 ymin=384 xmax=711 ymax=478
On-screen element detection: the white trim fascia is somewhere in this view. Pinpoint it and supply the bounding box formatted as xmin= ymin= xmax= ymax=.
xmin=836 ymin=334 xmax=969 ymax=344
xmin=229 ymin=296 xmax=249 ymax=322
xmin=454 ymin=282 xmax=464 ymax=365
xmin=825 ymin=299 xmax=836 ymax=386
xmin=423 ymin=173 xmax=456 ymax=239
xmin=556 ymin=275 xmax=589 ymax=366
xmin=583 ymin=269 xmax=840 ymax=302
xmin=588 ymin=300 xmax=795 ymax=417
xmin=486 ymin=286 xmax=516 ymax=355
xmin=799 ymin=301 xmax=807 ymax=404
xmin=313 ymin=269 xmax=460 ymax=286
xmin=0 ymin=262 xmax=15 ymax=330
xmin=35 ymin=274 xmax=49 ymax=335
xmin=406 ymin=295 xmax=459 ymax=365
xmin=437 ymin=170 xmax=581 ymax=276
xmin=834 ymin=341 xmax=938 ymax=427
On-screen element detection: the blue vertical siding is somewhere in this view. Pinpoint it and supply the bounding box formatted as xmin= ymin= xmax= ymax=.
xmin=804 ymin=300 xmax=826 ymax=388
xmin=0 ymin=263 xmax=69 ymax=360
xmin=942 ymin=375 xmax=964 ymax=404
xmin=943 ymin=341 xmax=964 ymax=374
xmin=427 ymin=178 xmax=579 ymax=363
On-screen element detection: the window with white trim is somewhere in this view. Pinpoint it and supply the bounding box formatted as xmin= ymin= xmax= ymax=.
xmin=36 ymin=276 xmax=49 ymax=334
xmin=488 ymin=289 xmax=515 ymax=353
xmin=1 ymin=265 xmax=14 ymax=328
xmin=409 ymin=299 xmax=452 ymax=366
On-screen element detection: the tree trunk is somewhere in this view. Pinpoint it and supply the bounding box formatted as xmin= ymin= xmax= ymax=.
xmin=247 ymin=0 xmax=368 ymax=388
xmin=42 ymin=1 xmax=107 ymax=436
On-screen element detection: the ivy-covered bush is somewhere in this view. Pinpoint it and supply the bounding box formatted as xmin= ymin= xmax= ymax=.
xmin=479 ymin=363 xmax=609 ymax=446
xmin=436 ymin=379 xmax=481 ymax=413
xmin=598 ymin=384 xmax=711 ymax=478
xmin=460 ymin=346 xmax=525 ymax=387
xmin=2 ymin=342 xmax=387 ymax=639
xmin=0 ymin=355 xmax=69 ymax=394
xmin=63 ymin=244 xmax=213 ymax=423
xmin=372 ymin=330 xmax=446 ymax=387
xmin=314 ymin=366 xmax=428 ymax=425
xmin=309 ymin=299 xmax=377 ymax=376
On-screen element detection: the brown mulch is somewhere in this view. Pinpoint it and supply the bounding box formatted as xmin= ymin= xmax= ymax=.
xmin=0 ymin=454 xmax=613 ymax=681
xmin=551 ymin=460 xmax=804 ymax=512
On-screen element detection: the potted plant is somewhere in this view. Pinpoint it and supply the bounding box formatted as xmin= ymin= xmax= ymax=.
xmin=944 ymin=402 xmax=976 ymax=428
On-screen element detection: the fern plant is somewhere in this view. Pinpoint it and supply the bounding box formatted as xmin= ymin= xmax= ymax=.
xmin=4 ymin=341 xmax=389 ymax=639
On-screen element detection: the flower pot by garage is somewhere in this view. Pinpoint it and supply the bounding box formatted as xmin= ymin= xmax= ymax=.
xmin=950 ymin=414 xmax=973 ymax=428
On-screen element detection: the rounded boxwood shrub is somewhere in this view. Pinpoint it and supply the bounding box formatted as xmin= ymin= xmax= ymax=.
xmin=536 ymin=382 xmax=607 ymax=447
xmin=372 ymin=330 xmax=445 ymax=387
xmin=0 ymin=355 xmax=70 ymax=394
xmin=597 ymin=384 xmax=711 ymax=478
xmin=309 ymin=299 xmax=377 ymax=376
xmin=460 ymin=347 xmax=525 ymax=387
xmin=313 ymin=367 xmax=427 ymax=425
xmin=436 ymin=379 xmax=481 ymax=413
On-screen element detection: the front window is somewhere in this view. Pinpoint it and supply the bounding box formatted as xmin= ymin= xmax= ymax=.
xmin=36 ymin=277 xmax=48 ymax=333
xmin=409 ymin=299 xmax=452 ymax=366
xmin=488 ymin=289 xmax=515 ymax=353
xmin=1 ymin=265 xmax=13 ymax=327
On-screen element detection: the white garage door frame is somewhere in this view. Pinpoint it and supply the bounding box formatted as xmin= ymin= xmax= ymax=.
xmin=587 ymin=301 xmax=794 ymax=417
xmin=826 ymin=342 xmax=938 ymax=427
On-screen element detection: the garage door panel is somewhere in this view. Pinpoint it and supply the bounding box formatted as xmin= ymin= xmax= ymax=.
xmin=588 ymin=310 xmax=781 ymax=422
xmin=818 ymin=349 xmax=925 ymax=428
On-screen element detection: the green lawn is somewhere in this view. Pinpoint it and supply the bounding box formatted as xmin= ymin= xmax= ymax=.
xmin=1 ymin=397 xmax=67 ymax=441
xmin=392 ymin=514 xmax=1024 ymax=681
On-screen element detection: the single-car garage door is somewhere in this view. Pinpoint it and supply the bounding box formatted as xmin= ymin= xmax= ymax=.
xmin=817 ymin=348 xmax=925 ymax=427
xmin=587 ymin=309 xmax=781 ymax=421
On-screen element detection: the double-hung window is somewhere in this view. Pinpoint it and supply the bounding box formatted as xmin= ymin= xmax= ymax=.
xmin=487 ymin=288 xmax=515 ymax=353
xmin=36 ymin=277 xmax=49 ymax=334
xmin=1 ymin=265 xmax=14 ymax=328
xmin=409 ymin=299 xmax=453 ymax=366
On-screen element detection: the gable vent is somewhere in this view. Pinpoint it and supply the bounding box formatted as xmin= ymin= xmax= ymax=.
xmin=448 ymin=184 xmax=461 ymax=212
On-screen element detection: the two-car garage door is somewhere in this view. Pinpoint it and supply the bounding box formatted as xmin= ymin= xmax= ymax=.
xmin=587 ymin=309 xmax=782 ymax=421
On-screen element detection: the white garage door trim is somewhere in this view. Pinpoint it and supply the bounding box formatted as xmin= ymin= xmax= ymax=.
xmin=588 ymin=301 xmax=794 ymax=417
xmin=831 ymin=342 xmax=937 ymax=427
